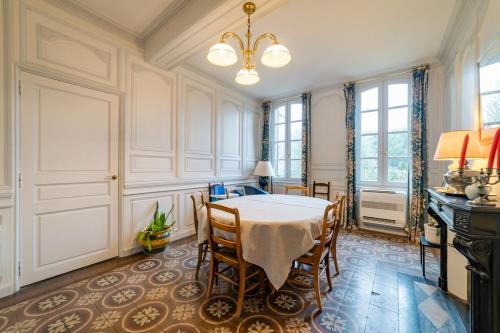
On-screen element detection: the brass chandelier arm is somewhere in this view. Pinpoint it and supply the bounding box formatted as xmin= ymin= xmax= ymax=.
xmin=253 ymin=33 xmax=278 ymax=53
xmin=221 ymin=32 xmax=245 ymax=53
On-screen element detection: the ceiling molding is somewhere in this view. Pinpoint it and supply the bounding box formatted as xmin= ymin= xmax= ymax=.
xmin=43 ymin=0 xmax=143 ymax=47
xmin=145 ymin=0 xmax=288 ymax=70
xmin=437 ymin=0 xmax=489 ymax=68
xmin=143 ymin=0 xmax=192 ymax=41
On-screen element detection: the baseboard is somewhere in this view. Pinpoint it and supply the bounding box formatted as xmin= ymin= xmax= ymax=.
xmin=0 ymin=283 xmax=15 ymax=299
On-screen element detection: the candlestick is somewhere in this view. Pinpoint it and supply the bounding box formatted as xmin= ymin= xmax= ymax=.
xmin=458 ymin=134 xmax=469 ymax=169
xmin=487 ymin=128 xmax=500 ymax=169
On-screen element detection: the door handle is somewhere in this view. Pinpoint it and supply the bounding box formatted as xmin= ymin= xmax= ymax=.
xmin=106 ymin=175 xmax=118 ymax=180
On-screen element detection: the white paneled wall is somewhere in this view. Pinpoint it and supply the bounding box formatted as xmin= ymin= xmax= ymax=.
xmin=0 ymin=0 xmax=260 ymax=295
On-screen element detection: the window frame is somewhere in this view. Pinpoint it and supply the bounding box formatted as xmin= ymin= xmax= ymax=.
xmin=355 ymin=76 xmax=412 ymax=189
xmin=270 ymin=98 xmax=303 ymax=182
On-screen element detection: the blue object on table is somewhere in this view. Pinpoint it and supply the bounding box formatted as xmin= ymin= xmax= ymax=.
xmin=209 ymin=182 xmax=227 ymax=202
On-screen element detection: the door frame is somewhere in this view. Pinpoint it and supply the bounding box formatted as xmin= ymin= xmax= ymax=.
xmin=14 ymin=65 xmax=125 ymax=291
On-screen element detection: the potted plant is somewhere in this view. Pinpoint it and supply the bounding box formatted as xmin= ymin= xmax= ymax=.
xmin=137 ymin=202 xmax=176 ymax=253
xmin=424 ymin=218 xmax=440 ymax=245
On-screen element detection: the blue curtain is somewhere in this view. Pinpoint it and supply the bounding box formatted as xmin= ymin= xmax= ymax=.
xmin=343 ymin=83 xmax=356 ymax=227
xmin=261 ymin=101 xmax=271 ymax=161
xmin=301 ymin=93 xmax=311 ymax=187
xmin=409 ymin=66 xmax=430 ymax=239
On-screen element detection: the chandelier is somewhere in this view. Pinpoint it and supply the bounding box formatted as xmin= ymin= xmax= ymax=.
xmin=207 ymin=2 xmax=291 ymax=85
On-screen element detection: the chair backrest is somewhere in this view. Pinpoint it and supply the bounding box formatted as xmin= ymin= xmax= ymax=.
xmin=206 ymin=203 xmax=243 ymax=260
xmin=209 ymin=182 xmax=226 ymax=195
xmin=190 ymin=191 xmax=205 ymax=234
xmin=314 ymin=200 xmax=341 ymax=260
xmin=333 ymin=192 xmax=346 ymax=241
xmin=312 ymin=181 xmax=330 ymax=201
xmin=285 ymin=185 xmax=309 ymax=196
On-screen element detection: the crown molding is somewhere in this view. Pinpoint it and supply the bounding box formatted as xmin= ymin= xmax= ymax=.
xmin=145 ymin=0 xmax=287 ymax=70
xmin=143 ymin=0 xmax=192 ymax=41
xmin=46 ymin=0 xmax=192 ymax=48
xmin=437 ymin=0 xmax=490 ymax=68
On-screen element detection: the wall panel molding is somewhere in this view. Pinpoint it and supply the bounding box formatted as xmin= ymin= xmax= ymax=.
xmin=21 ymin=4 xmax=119 ymax=88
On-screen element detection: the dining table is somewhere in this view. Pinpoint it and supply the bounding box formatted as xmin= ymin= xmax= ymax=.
xmin=197 ymin=194 xmax=332 ymax=289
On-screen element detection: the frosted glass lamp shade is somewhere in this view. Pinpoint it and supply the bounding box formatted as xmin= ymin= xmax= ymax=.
xmin=434 ymin=131 xmax=486 ymax=160
xmin=253 ymin=161 xmax=275 ymax=177
xmin=235 ymin=68 xmax=260 ymax=85
xmin=207 ymin=42 xmax=237 ymax=66
xmin=261 ymin=43 xmax=291 ymax=68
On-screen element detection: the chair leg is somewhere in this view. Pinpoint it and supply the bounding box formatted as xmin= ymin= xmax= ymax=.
xmin=313 ymin=265 xmax=322 ymax=311
xmin=202 ymin=244 xmax=208 ymax=262
xmin=422 ymin=246 xmax=426 ymax=278
xmin=196 ymin=244 xmax=203 ymax=280
xmin=332 ymin=247 xmax=340 ymax=275
xmin=236 ymin=263 xmax=246 ymax=318
xmin=207 ymin=256 xmax=215 ymax=297
xmin=325 ymin=255 xmax=333 ymax=292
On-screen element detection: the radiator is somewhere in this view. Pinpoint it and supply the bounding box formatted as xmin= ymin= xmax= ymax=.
xmin=359 ymin=189 xmax=406 ymax=228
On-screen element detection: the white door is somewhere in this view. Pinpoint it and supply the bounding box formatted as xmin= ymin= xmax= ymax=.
xmin=19 ymin=72 xmax=119 ymax=286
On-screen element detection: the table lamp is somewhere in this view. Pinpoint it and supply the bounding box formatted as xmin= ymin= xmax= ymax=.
xmin=434 ymin=130 xmax=485 ymax=194
xmin=253 ymin=161 xmax=275 ymax=193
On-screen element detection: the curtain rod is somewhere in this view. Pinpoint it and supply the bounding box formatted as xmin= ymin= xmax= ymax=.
xmin=345 ymin=64 xmax=430 ymax=86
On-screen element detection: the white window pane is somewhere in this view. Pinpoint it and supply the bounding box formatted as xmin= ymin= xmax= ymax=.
xmin=272 ymin=144 xmax=277 ymax=160
xmin=277 ymin=159 xmax=286 ymax=177
xmin=361 ymin=111 xmax=378 ymax=134
xmin=388 ymin=83 xmax=408 ymax=107
xmin=481 ymin=93 xmax=500 ymax=127
xmin=291 ymin=103 xmax=302 ymax=121
xmin=480 ymin=62 xmax=500 ymax=93
xmin=276 ymin=124 xmax=285 ymax=141
xmin=388 ymin=133 xmax=408 ymax=157
xmin=360 ymin=159 xmax=378 ymax=182
xmin=388 ymin=107 xmax=408 ymax=132
xmin=275 ymin=105 xmax=285 ymax=123
xmin=361 ymin=87 xmax=378 ymax=111
xmin=360 ymin=135 xmax=378 ymax=158
xmin=277 ymin=142 xmax=286 ymax=159
xmin=290 ymin=160 xmax=301 ymax=179
xmin=291 ymin=141 xmax=302 ymax=159
xmin=290 ymin=122 xmax=302 ymax=140
xmin=388 ymin=158 xmax=408 ymax=182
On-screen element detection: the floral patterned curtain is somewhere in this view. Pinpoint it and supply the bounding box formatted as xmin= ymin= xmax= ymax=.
xmin=343 ymin=83 xmax=356 ymax=227
xmin=261 ymin=101 xmax=271 ymax=161
xmin=409 ymin=66 xmax=430 ymax=239
xmin=301 ymin=93 xmax=311 ymax=187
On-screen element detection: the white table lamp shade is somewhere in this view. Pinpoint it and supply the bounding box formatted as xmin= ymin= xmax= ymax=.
xmin=253 ymin=161 xmax=275 ymax=177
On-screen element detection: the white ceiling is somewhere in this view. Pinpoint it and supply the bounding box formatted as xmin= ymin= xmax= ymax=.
xmin=70 ymin=0 xmax=177 ymax=37
xmin=187 ymin=0 xmax=457 ymax=99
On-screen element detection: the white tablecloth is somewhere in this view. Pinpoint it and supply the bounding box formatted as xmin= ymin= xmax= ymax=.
xmin=196 ymin=194 xmax=331 ymax=288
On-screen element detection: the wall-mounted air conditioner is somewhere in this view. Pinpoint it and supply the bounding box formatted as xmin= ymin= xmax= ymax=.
xmin=359 ymin=189 xmax=407 ymax=229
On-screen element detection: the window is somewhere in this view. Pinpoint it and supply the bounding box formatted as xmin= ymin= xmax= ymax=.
xmin=479 ymin=61 xmax=500 ymax=128
xmin=356 ymin=79 xmax=410 ymax=187
xmin=270 ymin=100 xmax=303 ymax=181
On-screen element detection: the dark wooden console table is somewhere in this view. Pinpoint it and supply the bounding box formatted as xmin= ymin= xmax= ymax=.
xmin=427 ymin=188 xmax=500 ymax=333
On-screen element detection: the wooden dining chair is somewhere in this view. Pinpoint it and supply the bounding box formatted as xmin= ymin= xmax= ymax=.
xmin=285 ymin=185 xmax=309 ymax=196
xmin=289 ymin=200 xmax=340 ymax=311
xmin=190 ymin=192 xmax=209 ymax=280
xmin=312 ymin=181 xmax=330 ymax=201
xmin=331 ymin=192 xmax=346 ymax=275
xmin=206 ymin=203 xmax=264 ymax=318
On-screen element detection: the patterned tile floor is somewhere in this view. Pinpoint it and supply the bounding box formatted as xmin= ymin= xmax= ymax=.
xmin=0 ymin=230 xmax=468 ymax=333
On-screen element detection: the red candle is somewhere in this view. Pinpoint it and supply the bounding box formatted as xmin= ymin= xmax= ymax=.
xmin=487 ymin=128 xmax=500 ymax=169
xmin=458 ymin=134 xmax=469 ymax=169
